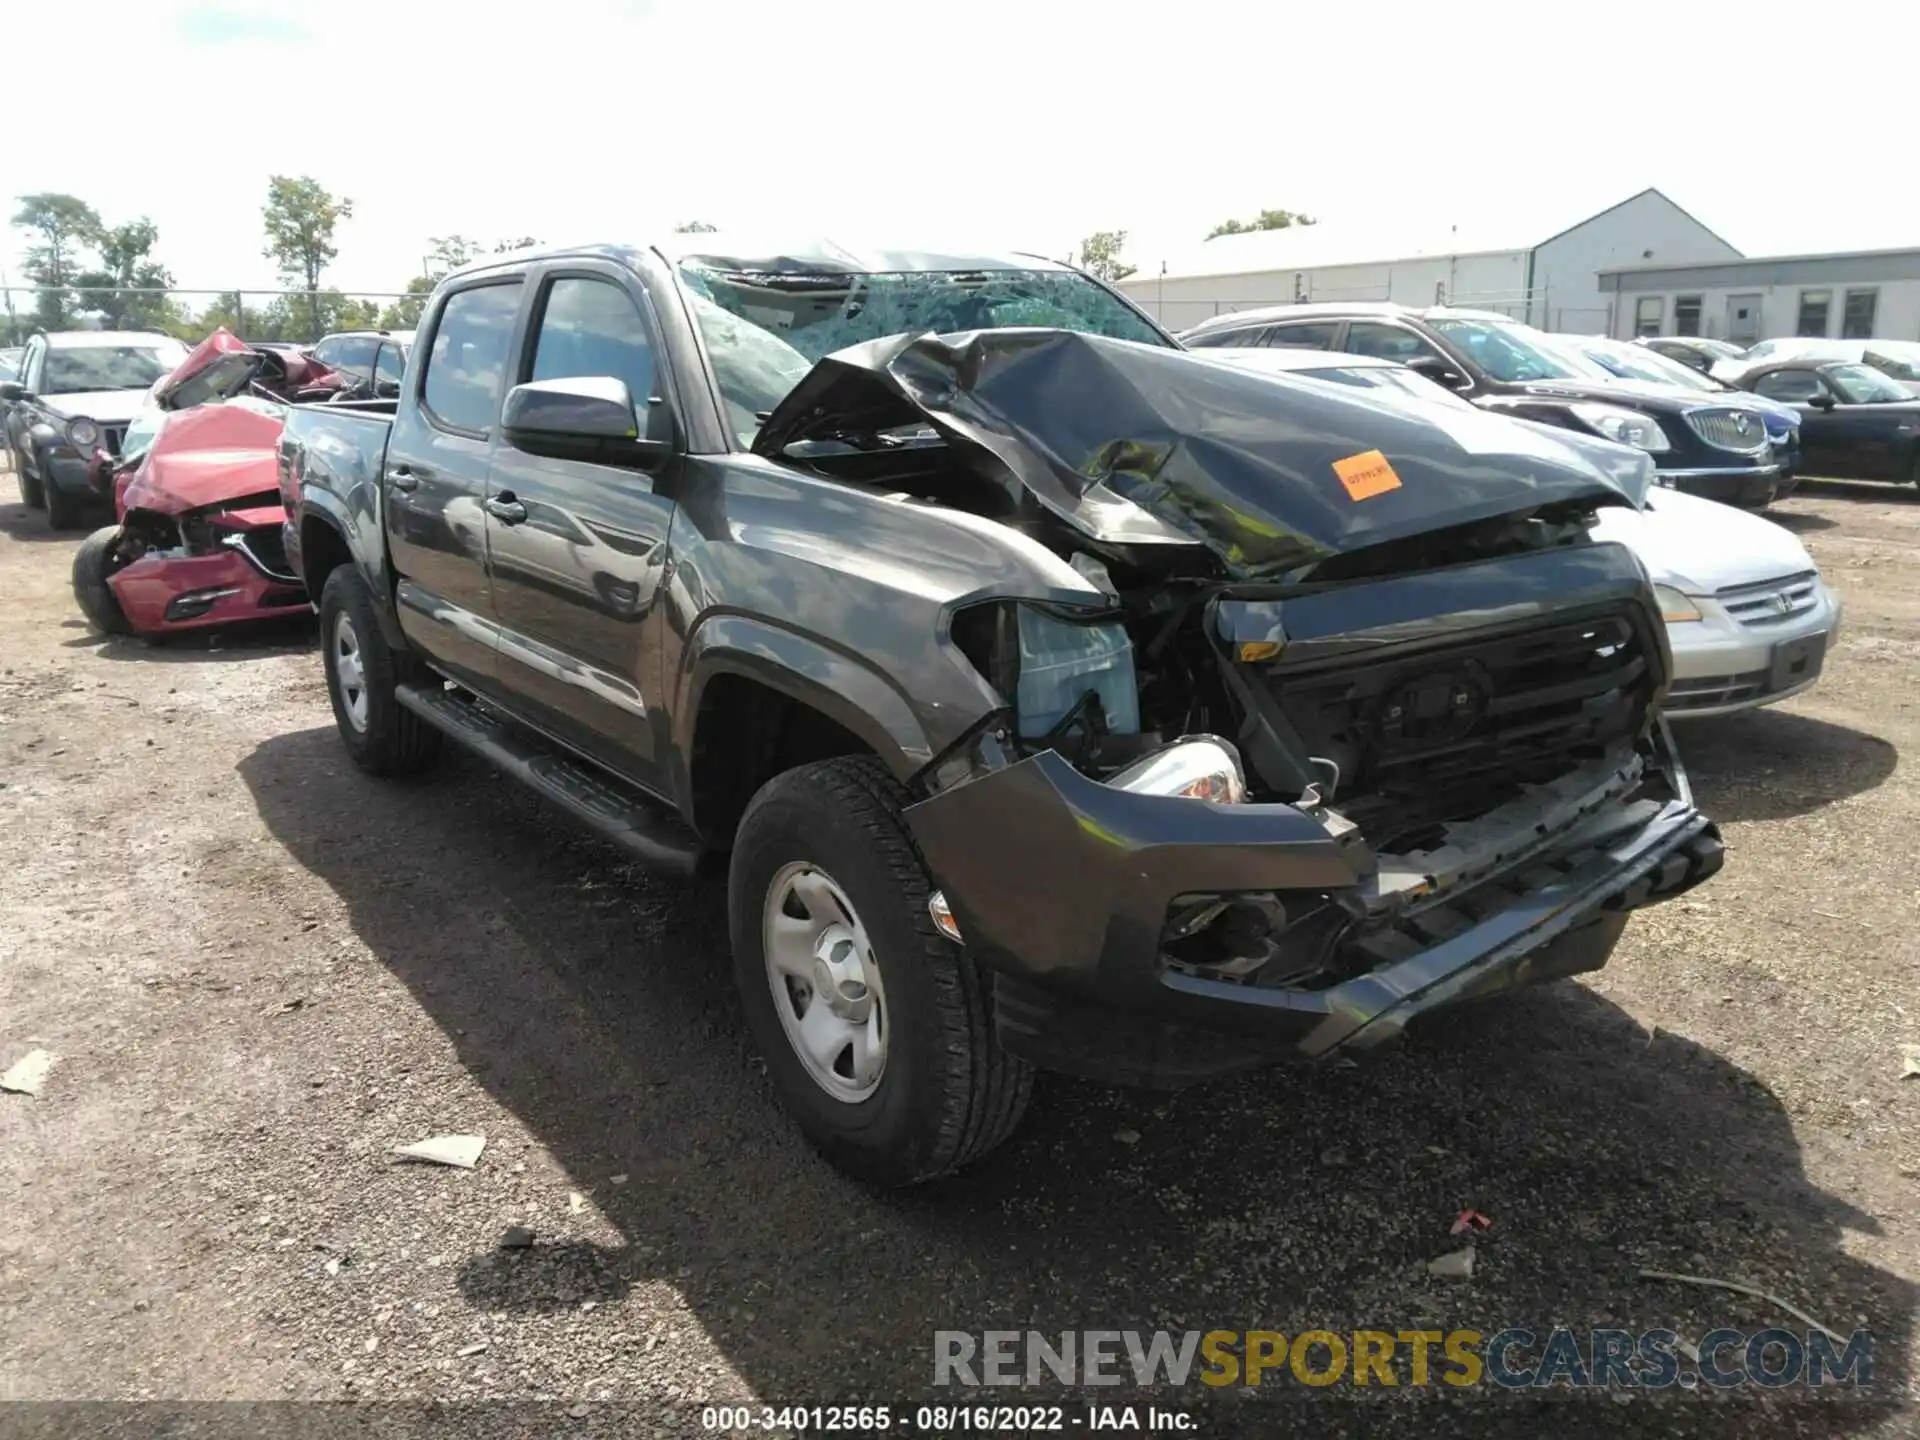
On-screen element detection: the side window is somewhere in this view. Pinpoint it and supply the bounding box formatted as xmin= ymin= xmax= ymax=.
xmin=1343 ymin=322 xmax=1442 ymax=363
xmin=421 ymin=283 xmax=523 ymax=433
xmin=528 ymin=277 xmax=657 ymax=410
xmin=310 ymin=337 xmax=341 ymax=367
xmin=1753 ymin=369 xmax=1827 ymax=403
xmin=1261 ymin=321 xmax=1339 ymax=350
xmin=374 ymin=342 xmax=406 ymax=395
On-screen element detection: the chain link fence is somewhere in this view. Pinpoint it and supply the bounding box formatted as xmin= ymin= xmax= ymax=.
xmin=0 ymin=285 xmax=417 ymax=348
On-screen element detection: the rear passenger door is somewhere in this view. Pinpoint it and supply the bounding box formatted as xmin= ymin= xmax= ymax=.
xmin=484 ymin=265 xmax=680 ymax=789
xmin=383 ymin=277 xmax=527 ymax=689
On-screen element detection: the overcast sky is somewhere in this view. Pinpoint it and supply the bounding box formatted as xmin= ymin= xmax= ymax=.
xmin=7 ymin=0 xmax=1919 ymax=302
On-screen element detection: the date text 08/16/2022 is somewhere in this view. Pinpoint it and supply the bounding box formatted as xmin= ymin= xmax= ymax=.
xmin=701 ymin=1405 xmax=1193 ymax=1432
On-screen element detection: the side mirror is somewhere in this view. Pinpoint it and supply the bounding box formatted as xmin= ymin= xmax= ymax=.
xmin=1809 ymin=392 xmax=1837 ymax=411
xmin=1404 ymin=355 xmax=1469 ymax=391
xmin=502 ymin=375 xmax=670 ymax=467
xmin=0 ymin=380 xmax=25 ymax=403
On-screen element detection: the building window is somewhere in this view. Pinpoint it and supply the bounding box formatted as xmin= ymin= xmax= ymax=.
xmin=1673 ymin=296 xmax=1702 ymax=337
xmin=1796 ymin=289 xmax=1832 ymax=337
xmin=1634 ymin=296 xmax=1663 ymax=337
xmin=1841 ymin=288 xmax=1877 ymax=339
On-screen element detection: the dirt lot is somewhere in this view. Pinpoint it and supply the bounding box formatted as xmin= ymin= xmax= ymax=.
xmin=0 ymin=460 xmax=1916 ymax=1438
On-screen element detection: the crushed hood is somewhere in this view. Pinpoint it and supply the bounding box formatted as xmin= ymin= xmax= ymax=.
xmin=119 ymin=400 xmax=287 ymax=517
xmin=151 ymin=328 xmax=345 ymax=411
xmin=753 ymin=329 xmax=1647 ymax=580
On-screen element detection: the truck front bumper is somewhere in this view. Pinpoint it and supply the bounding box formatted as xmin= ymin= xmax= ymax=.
xmin=907 ymin=738 xmax=1722 ymax=1087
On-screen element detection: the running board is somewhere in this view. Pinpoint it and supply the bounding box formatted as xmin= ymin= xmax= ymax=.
xmin=395 ymin=682 xmax=702 ymax=877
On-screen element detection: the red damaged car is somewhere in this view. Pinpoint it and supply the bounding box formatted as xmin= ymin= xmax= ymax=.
xmin=70 ymin=331 xmax=348 ymax=638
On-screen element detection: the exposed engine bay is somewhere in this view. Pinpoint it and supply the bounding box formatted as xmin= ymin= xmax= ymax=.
xmin=757 ymin=328 xmax=1686 ymax=997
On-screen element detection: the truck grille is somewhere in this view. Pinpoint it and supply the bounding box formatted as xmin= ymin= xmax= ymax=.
xmin=1265 ymin=607 xmax=1655 ymax=840
xmin=1717 ymin=571 xmax=1818 ymax=628
xmin=1685 ymin=407 xmax=1768 ymax=455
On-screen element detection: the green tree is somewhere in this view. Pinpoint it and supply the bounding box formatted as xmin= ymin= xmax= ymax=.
xmin=674 ymin=220 xmax=718 ymax=233
xmin=494 ymin=236 xmax=542 ymax=252
xmin=72 ymin=218 xmax=176 ymax=330
xmin=262 ymin=175 xmax=354 ymax=340
xmin=1074 ymin=230 xmax=1136 ymax=282
xmin=1205 ymin=208 xmax=1316 ymax=240
xmin=11 ymin=192 xmax=103 ymax=329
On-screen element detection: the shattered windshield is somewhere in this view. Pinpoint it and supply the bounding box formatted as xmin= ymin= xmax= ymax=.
xmin=677 ymin=263 xmax=1166 ymax=445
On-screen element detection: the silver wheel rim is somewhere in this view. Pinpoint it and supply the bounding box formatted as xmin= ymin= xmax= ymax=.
xmin=332 ymin=611 xmax=369 ymax=733
xmin=762 ymin=862 xmax=888 ymax=1103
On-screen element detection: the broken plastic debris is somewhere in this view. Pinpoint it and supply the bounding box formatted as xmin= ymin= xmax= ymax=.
xmin=1675 ymin=1337 xmax=1702 ymax=1366
xmin=0 ymin=1050 xmax=55 ymax=1096
xmin=457 ymin=1342 xmax=489 ymax=1358
xmin=1450 ymin=1210 xmax=1493 ymax=1237
xmin=609 ymin=1174 xmax=629 ymax=1187
xmin=1427 ymin=1246 xmax=1476 ymax=1280
xmin=1901 ymin=1044 xmax=1920 ymax=1079
xmin=499 ymin=1226 xmax=536 ymax=1250
xmin=324 ymin=1257 xmax=343 ymax=1276
xmin=1113 ymin=1129 xmax=1141 ymax=1146
xmin=391 ymin=1135 xmax=486 ymax=1169
xmin=568 ymin=1191 xmax=587 ymax=1215
xmin=1638 ymin=1269 xmax=1844 ymax=1344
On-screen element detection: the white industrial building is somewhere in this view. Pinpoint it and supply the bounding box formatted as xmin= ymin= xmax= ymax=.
xmin=1597 ymin=248 xmax=1920 ymax=345
xmin=1120 ymin=188 xmax=1740 ymax=336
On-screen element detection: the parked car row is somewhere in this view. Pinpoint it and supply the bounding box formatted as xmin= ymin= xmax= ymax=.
xmin=7 ymin=242 xmax=1858 ymax=1186
xmin=1181 ymin=304 xmax=1796 ymax=509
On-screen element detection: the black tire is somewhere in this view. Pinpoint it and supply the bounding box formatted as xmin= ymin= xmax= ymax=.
xmin=728 ymin=756 xmax=1032 ymax=1186
xmin=41 ymin=451 xmax=84 ymax=531
xmin=71 ymin=526 xmax=133 ymax=635
xmin=14 ymin=440 xmax=44 ymax=509
xmin=318 ymin=566 xmax=443 ymax=777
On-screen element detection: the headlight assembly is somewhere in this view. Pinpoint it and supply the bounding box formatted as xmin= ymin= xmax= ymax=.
xmin=1108 ymin=735 xmax=1248 ymax=804
xmin=67 ymin=417 xmax=101 ymax=451
xmin=1653 ymin=584 xmax=1702 ymax=623
xmin=1569 ymin=403 xmax=1671 ymax=453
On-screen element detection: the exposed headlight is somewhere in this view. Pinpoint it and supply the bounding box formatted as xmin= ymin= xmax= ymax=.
xmin=1570 ymin=403 xmax=1671 ymax=453
xmin=1109 ymin=735 xmax=1247 ymax=804
xmin=67 ymin=417 xmax=101 ymax=450
xmin=1653 ymin=584 xmax=1702 ymax=623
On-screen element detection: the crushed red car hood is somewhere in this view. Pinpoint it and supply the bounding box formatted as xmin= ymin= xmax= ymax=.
xmin=119 ymin=402 xmax=287 ymax=517
xmin=152 ymin=327 xmax=346 ymax=410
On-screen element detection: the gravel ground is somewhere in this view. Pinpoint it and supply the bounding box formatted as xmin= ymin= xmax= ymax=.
xmin=0 ymin=461 xmax=1915 ymax=1439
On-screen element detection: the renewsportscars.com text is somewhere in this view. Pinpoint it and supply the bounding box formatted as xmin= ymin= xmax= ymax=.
xmin=934 ymin=1328 xmax=1873 ymax=1390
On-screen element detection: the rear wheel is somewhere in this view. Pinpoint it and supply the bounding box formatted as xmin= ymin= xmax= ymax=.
xmin=71 ymin=526 xmax=133 ymax=635
xmin=318 ymin=566 xmax=443 ymax=777
xmin=728 ymin=756 xmax=1032 ymax=1186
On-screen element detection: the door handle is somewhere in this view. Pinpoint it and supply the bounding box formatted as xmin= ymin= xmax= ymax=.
xmin=388 ymin=464 xmax=422 ymax=493
xmin=486 ymin=494 xmax=528 ymax=525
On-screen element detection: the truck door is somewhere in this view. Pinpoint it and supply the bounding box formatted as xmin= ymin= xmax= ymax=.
xmin=382 ymin=277 xmax=526 ymax=690
xmin=484 ymin=268 xmax=678 ymax=789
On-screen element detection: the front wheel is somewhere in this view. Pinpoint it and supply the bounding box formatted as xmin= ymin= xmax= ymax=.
xmin=728 ymin=756 xmax=1032 ymax=1186
xmin=71 ymin=526 xmax=133 ymax=635
xmin=14 ymin=440 xmax=44 ymax=509
xmin=318 ymin=566 xmax=443 ymax=777
xmin=39 ymin=448 xmax=87 ymax=530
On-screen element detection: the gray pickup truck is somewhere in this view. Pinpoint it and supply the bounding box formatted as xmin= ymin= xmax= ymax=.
xmin=281 ymin=238 xmax=1724 ymax=1186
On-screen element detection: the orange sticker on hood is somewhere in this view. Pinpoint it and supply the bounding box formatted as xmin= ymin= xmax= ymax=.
xmin=1332 ymin=449 xmax=1402 ymax=501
